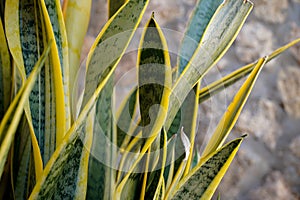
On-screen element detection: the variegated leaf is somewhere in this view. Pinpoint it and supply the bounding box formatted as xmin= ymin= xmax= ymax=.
xmin=201 ymin=57 xmax=267 ymax=158
xmin=171 ymin=138 xmax=243 ymax=200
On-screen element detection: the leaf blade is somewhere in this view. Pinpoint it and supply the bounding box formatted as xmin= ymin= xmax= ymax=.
xmin=202 ymin=57 xmax=267 ymax=158
xmin=177 ymin=0 xmax=224 ymax=74
xmin=0 ymin=45 xmax=50 ymax=180
xmin=171 ymin=138 xmax=243 ymax=200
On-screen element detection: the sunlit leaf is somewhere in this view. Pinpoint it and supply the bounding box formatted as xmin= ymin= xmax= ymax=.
xmin=202 ymin=57 xmax=267 ymax=158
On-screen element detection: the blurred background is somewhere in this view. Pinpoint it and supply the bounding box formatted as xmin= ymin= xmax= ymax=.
xmin=80 ymin=0 xmax=300 ymax=199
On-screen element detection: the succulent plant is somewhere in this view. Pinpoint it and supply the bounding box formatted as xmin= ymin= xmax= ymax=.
xmin=0 ymin=0 xmax=299 ymax=199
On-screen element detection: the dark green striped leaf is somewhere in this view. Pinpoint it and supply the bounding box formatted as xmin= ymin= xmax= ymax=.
xmin=177 ymin=0 xmax=224 ymax=74
xmin=0 ymin=45 xmax=50 ymax=184
xmin=171 ymin=138 xmax=243 ymax=200
xmin=138 ymin=14 xmax=171 ymax=137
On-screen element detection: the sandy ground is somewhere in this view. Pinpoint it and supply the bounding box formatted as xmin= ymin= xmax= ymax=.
xmin=80 ymin=0 xmax=300 ymax=199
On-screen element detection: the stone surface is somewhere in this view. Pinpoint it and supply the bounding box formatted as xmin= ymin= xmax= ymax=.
xmin=146 ymin=0 xmax=185 ymax=27
xmin=235 ymin=22 xmax=273 ymax=63
xmin=80 ymin=35 xmax=96 ymax=63
xmin=236 ymin=99 xmax=282 ymax=150
xmin=289 ymin=23 xmax=300 ymax=63
xmin=290 ymin=136 xmax=300 ymax=158
xmin=252 ymin=0 xmax=288 ymax=24
xmin=247 ymin=171 xmax=298 ymax=200
xmin=277 ymin=66 xmax=300 ymax=118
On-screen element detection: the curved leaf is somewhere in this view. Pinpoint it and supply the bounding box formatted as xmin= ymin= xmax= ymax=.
xmin=145 ymin=129 xmax=167 ymax=200
xmin=5 ymin=0 xmax=67 ymax=165
xmin=0 ymin=45 xmax=50 ymax=180
xmin=39 ymin=0 xmax=69 ymax=148
xmin=30 ymin=0 xmax=150 ymax=198
xmin=115 ymin=87 xmax=138 ymax=149
xmin=115 ymin=14 xmax=172 ymax=197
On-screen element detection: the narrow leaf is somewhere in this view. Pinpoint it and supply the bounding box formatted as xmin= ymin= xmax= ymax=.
xmin=5 ymin=0 xmax=67 ymax=165
xmin=42 ymin=0 xmax=71 ymax=129
xmin=80 ymin=0 xmax=150 ymax=110
xmin=177 ymin=0 xmax=224 ymax=74
xmin=86 ymin=78 xmax=115 ymax=200
xmin=116 ymin=13 xmax=172 ymax=196
xmin=39 ymin=0 xmax=69 ymax=148
xmin=115 ymin=87 xmax=138 ymax=149
xmin=138 ymin=13 xmax=172 ymax=138
xmin=199 ymin=37 xmax=300 ymax=104
xmin=171 ymin=138 xmax=243 ymax=200
xmin=202 ymin=57 xmax=267 ymax=158
xmin=0 ymin=46 xmax=50 ymax=179
xmin=145 ymin=129 xmax=167 ymax=200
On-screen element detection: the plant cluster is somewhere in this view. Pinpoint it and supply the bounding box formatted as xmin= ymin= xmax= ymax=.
xmin=0 ymin=0 xmax=299 ymax=199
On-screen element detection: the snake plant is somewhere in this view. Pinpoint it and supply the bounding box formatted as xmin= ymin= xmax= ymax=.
xmin=0 ymin=0 xmax=299 ymax=199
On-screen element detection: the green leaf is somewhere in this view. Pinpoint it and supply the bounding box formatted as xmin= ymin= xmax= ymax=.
xmin=80 ymin=0 xmax=150 ymax=110
xmin=182 ymin=84 xmax=200 ymax=176
xmin=173 ymin=0 xmax=223 ymax=175
xmin=116 ymin=14 xmax=172 ymax=198
xmin=39 ymin=0 xmax=70 ymax=147
xmin=138 ymin=14 xmax=172 ymax=137
xmin=165 ymin=0 xmax=253 ymax=131
xmin=5 ymin=0 xmax=67 ymax=165
xmin=115 ymin=87 xmax=138 ymax=149
xmin=0 ymin=45 xmax=50 ymax=182
xmin=145 ymin=129 xmax=167 ymax=200
xmin=202 ymin=57 xmax=267 ymax=158
xmin=171 ymin=137 xmax=244 ymax=200
xmin=177 ymin=0 xmax=224 ymax=74
xmin=86 ymin=77 xmax=116 ymax=200
xmin=29 ymin=108 xmax=92 ymax=199
xmin=0 ymin=17 xmax=11 ymax=121
xmin=108 ymin=0 xmax=128 ymax=18
xmin=12 ymin=116 xmax=35 ymax=199
xmin=118 ymin=145 xmax=143 ymax=200
xmin=164 ymin=135 xmax=177 ymax=190
xmin=30 ymin=1 xmax=150 ymax=198
xmin=43 ymin=0 xmax=71 ymax=129
xmin=165 ymin=129 xmax=190 ymax=199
